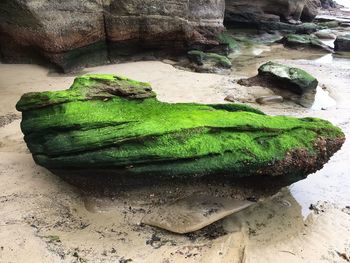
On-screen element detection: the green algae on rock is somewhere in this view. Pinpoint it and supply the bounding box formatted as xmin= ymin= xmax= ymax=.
xmin=238 ymin=62 xmax=319 ymax=95
xmin=16 ymin=74 xmax=345 ymax=186
xmin=258 ymin=61 xmax=319 ymax=94
xmin=280 ymin=34 xmax=334 ymax=53
xmin=188 ymin=50 xmax=232 ymax=69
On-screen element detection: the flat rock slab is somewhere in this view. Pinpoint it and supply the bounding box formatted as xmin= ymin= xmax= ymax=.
xmin=141 ymin=195 xmax=254 ymax=234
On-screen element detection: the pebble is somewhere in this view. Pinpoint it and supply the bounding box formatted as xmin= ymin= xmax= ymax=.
xmin=224 ymin=95 xmax=235 ymax=102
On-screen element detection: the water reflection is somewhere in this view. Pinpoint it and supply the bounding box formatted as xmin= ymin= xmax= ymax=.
xmin=311 ymin=86 xmax=337 ymax=110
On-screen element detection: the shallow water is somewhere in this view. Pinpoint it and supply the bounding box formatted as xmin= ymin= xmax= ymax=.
xmin=337 ymin=0 xmax=350 ymax=10
xmin=222 ymin=26 xmax=350 ymax=219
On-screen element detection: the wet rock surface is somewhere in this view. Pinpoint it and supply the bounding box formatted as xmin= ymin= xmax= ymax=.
xmin=16 ymin=73 xmax=345 ymax=189
xmin=225 ymin=0 xmax=320 ymax=26
xmin=0 ymin=0 xmax=225 ymax=72
xmin=188 ymin=50 xmax=232 ymax=69
xmin=242 ymin=61 xmax=319 ymax=95
xmin=335 ymin=34 xmax=350 ymax=51
xmin=279 ymin=34 xmax=334 ymax=52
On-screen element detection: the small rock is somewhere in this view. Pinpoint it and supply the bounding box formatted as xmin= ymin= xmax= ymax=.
xmin=162 ymin=59 xmax=177 ymax=65
xmin=314 ymin=29 xmax=336 ymax=40
xmin=188 ymin=50 xmax=232 ymax=68
xmin=335 ymin=35 xmax=350 ymax=52
xmin=258 ymin=61 xmax=318 ymax=94
xmin=256 ymin=95 xmax=284 ymax=105
xmin=224 ymin=95 xmax=235 ymax=102
xmin=280 ymin=34 xmax=333 ymax=53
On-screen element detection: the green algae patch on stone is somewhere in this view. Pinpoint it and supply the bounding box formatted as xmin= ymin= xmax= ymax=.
xmin=217 ymin=33 xmax=240 ymax=52
xmin=280 ymin=34 xmax=333 ymax=53
xmin=188 ymin=50 xmax=232 ymax=68
xmin=258 ymin=61 xmax=318 ymax=95
xmin=16 ymin=74 xmax=155 ymax=111
xmin=16 ymin=74 xmax=345 ymax=185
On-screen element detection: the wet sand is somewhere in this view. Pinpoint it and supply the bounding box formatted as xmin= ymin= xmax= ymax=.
xmin=1 ymin=57 xmax=350 ymax=262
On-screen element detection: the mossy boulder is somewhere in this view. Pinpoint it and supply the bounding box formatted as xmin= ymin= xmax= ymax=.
xmin=187 ymin=50 xmax=232 ymax=69
xmin=258 ymin=61 xmax=318 ymax=94
xmin=334 ymin=35 xmax=350 ymax=52
xmin=280 ymin=34 xmax=334 ymax=52
xmin=259 ymin=22 xmax=319 ymax=34
xmin=16 ymin=74 xmax=345 ymax=187
xmin=217 ymin=33 xmax=240 ymax=52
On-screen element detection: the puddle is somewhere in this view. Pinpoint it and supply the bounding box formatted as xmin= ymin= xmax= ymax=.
xmin=311 ymin=86 xmax=337 ymax=110
xmin=225 ymin=29 xmax=330 ymax=76
xmin=222 ymin=28 xmax=350 ymax=221
xmin=320 ymin=39 xmax=335 ymax=48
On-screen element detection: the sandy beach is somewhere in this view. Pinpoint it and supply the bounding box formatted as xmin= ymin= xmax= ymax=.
xmin=0 ymin=56 xmax=349 ymax=262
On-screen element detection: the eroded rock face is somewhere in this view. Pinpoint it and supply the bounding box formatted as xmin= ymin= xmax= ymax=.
xmin=225 ymin=0 xmax=320 ymax=25
xmin=258 ymin=61 xmax=318 ymax=94
xmin=335 ymin=35 xmax=350 ymax=52
xmin=16 ymin=74 xmax=345 ymax=188
xmin=0 ymin=0 xmax=225 ymax=71
xmin=302 ymin=0 xmax=321 ymax=22
xmin=280 ymin=34 xmax=333 ymax=52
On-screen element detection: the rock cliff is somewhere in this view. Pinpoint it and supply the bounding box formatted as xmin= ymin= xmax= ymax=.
xmin=225 ymin=0 xmax=321 ymax=25
xmin=0 ymin=0 xmax=225 ymax=71
xmin=0 ymin=0 xmax=323 ymax=71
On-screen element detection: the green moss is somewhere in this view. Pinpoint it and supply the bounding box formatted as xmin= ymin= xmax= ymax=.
xmin=282 ymin=34 xmax=332 ymax=52
xmin=217 ymin=33 xmax=240 ymax=52
xmin=258 ymin=61 xmax=318 ymax=94
xmin=188 ymin=50 xmax=232 ymax=68
xmin=318 ymin=21 xmax=339 ymax=29
xmin=16 ymin=74 xmax=154 ymax=111
xmin=17 ymin=74 xmax=344 ymax=178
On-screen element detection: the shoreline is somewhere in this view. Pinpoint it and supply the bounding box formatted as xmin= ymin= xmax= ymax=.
xmin=0 ymin=56 xmax=349 ymax=262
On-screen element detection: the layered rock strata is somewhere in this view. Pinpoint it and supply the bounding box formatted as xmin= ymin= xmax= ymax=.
xmin=0 ymin=0 xmax=225 ymax=71
xmin=16 ymin=74 xmax=345 ymax=188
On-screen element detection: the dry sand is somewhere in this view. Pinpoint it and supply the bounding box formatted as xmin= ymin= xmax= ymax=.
xmin=0 ymin=59 xmax=349 ymax=263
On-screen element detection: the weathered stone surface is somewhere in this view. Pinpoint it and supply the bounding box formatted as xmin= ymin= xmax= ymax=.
xmin=259 ymin=22 xmax=320 ymax=34
xmin=188 ymin=50 xmax=232 ymax=68
xmin=258 ymin=61 xmax=319 ymax=94
xmin=314 ymin=29 xmax=337 ymax=39
xmin=280 ymin=34 xmax=334 ymax=52
xmin=239 ymin=62 xmax=319 ymax=96
xmin=301 ymin=0 xmax=321 ymax=22
xmin=334 ymin=34 xmax=350 ymax=52
xmin=16 ymin=74 xmax=345 ymax=187
xmin=225 ymin=0 xmax=321 ymax=26
xmin=0 ymin=0 xmax=225 ymax=71
xmin=225 ymin=0 xmax=305 ymax=24
xmin=320 ymin=0 xmax=338 ymax=9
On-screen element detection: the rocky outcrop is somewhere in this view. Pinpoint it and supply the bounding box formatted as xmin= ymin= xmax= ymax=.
xmin=225 ymin=0 xmax=321 ymax=26
xmin=16 ymin=74 xmax=345 ymax=187
xmin=259 ymin=22 xmax=320 ymax=34
xmin=0 ymin=0 xmax=225 ymax=72
xmin=320 ymin=0 xmax=338 ymax=9
xmin=334 ymin=35 xmax=350 ymax=52
xmin=301 ymin=0 xmax=321 ymax=22
xmin=187 ymin=50 xmax=232 ymax=69
xmin=258 ymin=62 xmax=318 ymax=94
xmin=279 ymin=34 xmax=334 ymax=52
xmin=239 ymin=61 xmax=319 ymax=95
